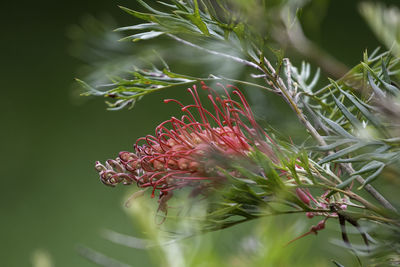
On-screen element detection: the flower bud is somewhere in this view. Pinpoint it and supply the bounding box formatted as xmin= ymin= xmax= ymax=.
xmin=316 ymin=220 xmax=325 ymax=231
xmin=306 ymin=212 xmax=314 ymax=219
xmin=95 ymin=161 xmax=106 ymax=172
xmin=296 ymin=188 xmax=310 ymax=206
xmin=178 ymin=158 xmax=189 ymax=170
xmin=153 ymin=160 xmax=164 ymax=170
xmin=119 ymin=151 xmax=137 ymax=162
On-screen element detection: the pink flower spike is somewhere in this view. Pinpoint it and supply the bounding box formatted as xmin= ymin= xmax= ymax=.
xmin=95 ymin=83 xmax=277 ymax=210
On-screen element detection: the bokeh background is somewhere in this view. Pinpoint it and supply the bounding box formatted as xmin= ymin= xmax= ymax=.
xmin=2 ymin=0 xmax=399 ymax=266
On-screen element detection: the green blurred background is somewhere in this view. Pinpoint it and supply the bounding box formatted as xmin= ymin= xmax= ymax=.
xmin=2 ymin=0 xmax=399 ymax=266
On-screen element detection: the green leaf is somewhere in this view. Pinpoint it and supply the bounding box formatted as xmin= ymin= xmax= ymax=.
xmin=363 ymin=62 xmax=400 ymax=95
xmin=298 ymin=150 xmax=316 ymax=183
xmin=331 ymin=93 xmax=362 ymax=129
xmin=206 ymin=203 xmax=242 ymax=218
xmin=170 ymin=0 xmax=190 ymax=12
xmin=381 ymin=58 xmax=391 ymax=83
xmin=352 ymin=160 xmax=384 ymax=176
xmin=283 ymin=157 xmax=301 ymax=185
xmin=368 ymin=72 xmax=385 ymax=98
xmin=156 ymin=1 xmax=177 ymax=9
xmin=174 ymin=1 xmax=210 ymax=36
xmin=120 ymin=31 xmax=165 ymax=42
xmin=136 ymin=0 xmax=169 ymax=16
xmin=119 ymin=6 xmax=200 ymax=35
xmin=338 ymin=87 xmax=381 ymax=129
xmin=359 ymin=164 xmax=385 ymax=189
xmin=233 ymin=165 xmax=269 ymax=187
xmin=75 ymin=78 xmax=103 ymax=96
xmin=119 ymin=6 xmax=159 ymax=23
xmin=79 ymin=65 xmax=214 ymax=110
xmin=334 ymin=161 xmax=385 ymax=190
xmin=318 ymin=142 xmax=365 ymax=164
xmin=335 ymin=175 xmax=358 ymax=190
xmin=115 ymin=23 xmax=160 ymax=32
xmin=252 ymin=149 xmax=286 ymax=189
xmin=315 ymin=139 xmax=357 ymax=151
xmin=382 ymin=80 xmax=400 ymax=95
xmin=320 ymin=114 xmax=354 ymax=138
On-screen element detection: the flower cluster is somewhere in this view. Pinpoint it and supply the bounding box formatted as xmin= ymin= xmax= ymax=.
xmin=94 ymin=82 xmax=350 ymax=241
xmin=95 ymin=82 xmax=277 ymax=204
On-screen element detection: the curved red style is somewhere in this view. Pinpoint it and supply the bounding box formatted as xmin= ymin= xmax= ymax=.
xmin=95 ymin=82 xmax=276 ymax=203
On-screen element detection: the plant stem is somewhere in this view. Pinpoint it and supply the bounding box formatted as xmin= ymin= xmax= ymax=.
xmin=261 ymin=58 xmax=397 ymax=212
xmin=326 ymin=186 xmax=383 ymax=216
xmin=342 ymin=164 xmax=397 ymax=211
xmin=362 ymin=215 xmax=400 ymax=225
xmin=167 ymin=34 xmax=263 ymax=72
xmin=168 ymin=32 xmax=397 ymax=212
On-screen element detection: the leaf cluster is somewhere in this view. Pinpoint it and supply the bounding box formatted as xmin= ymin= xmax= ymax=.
xmin=291 ymin=50 xmax=400 ymax=189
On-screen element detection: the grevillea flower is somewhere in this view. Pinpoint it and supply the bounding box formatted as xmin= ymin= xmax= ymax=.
xmin=95 ymin=82 xmax=278 ymax=207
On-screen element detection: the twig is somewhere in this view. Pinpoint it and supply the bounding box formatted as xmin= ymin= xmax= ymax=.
xmin=167 ymin=32 xmax=397 ymax=212
xmin=210 ymin=75 xmax=275 ymax=92
xmin=263 ymin=57 xmax=397 ymax=212
xmin=362 ymin=215 xmax=400 ymax=225
xmin=342 ymin=164 xmax=397 ymax=212
xmin=167 ymin=34 xmax=263 ymax=72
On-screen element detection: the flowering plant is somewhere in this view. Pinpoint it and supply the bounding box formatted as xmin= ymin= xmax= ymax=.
xmin=78 ymin=0 xmax=400 ymax=266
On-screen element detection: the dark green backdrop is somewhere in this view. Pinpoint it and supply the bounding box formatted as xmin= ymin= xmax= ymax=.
xmin=2 ymin=0 xmax=397 ymax=266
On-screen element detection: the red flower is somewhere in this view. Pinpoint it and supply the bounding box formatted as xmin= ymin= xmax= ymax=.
xmin=95 ymin=82 xmax=277 ymax=203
